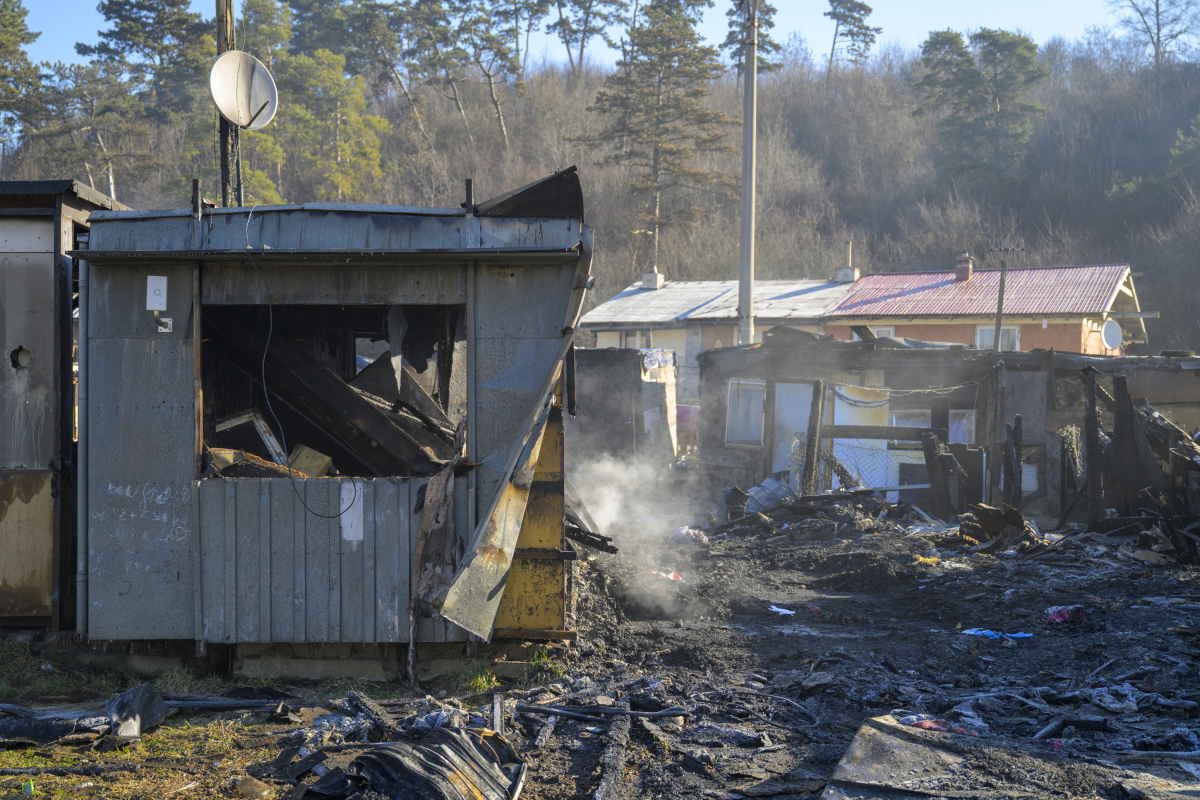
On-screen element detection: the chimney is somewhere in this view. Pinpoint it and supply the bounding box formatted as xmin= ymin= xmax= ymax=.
xmin=955 ymin=252 xmax=973 ymax=282
xmin=837 ymin=240 xmax=859 ymax=283
xmin=642 ymin=267 xmax=664 ymax=290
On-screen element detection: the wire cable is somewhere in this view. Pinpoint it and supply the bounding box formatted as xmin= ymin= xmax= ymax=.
xmin=243 ymin=204 xmax=359 ymax=519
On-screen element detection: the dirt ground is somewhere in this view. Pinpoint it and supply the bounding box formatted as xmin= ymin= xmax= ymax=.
xmin=5 ymin=494 xmax=1200 ymax=799
xmin=521 ymin=502 xmax=1200 ymax=800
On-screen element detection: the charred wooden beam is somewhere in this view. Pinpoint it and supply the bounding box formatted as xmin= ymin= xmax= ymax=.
xmin=207 ymin=313 xmax=443 ymax=476
xmin=800 ymin=380 xmax=827 ymax=496
xmin=1082 ymin=366 xmax=1104 ymax=525
xmin=819 ymin=425 xmax=948 ymax=442
xmin=820 ymin=448 xmax=860 ymax=489
xmin=921 ymin=432 xmax=953 ymax=520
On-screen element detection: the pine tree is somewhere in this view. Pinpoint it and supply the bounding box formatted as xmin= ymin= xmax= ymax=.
xmin=241 ymin=0 xmax=292 ymax=70
xmin=273 ymin=49 xmax=390 ymax=201
xmin=495 ymin=0 xmax=550 ymax=81
xmin=287 ymin=0 xmax=357 ymax=59
xmin=720 ymin=0 xmax=781 ymax=76
xmin=547 ymin=0 xmax=627 ymax=80
xmin=15 ymin=61 xmax=153 ymax=199
xmin=406 ymin=0 xmax=475 ymax=144
xmin=75 ymin=0 xmax=212 ymax=115
xmin=457 ymin=0 xmax=519 ymax=148
xmin=350 ymin=0 xmax=438 ymax=151
xmin=0 ymin=0 xmax=39 ymax=136
xmin=824 ymin=0 xmax=881 ymax=73
xmin=581 ymin=0 xmax=735 ymax=272
xmin=916 ymin=29 xmax=1048 ymax=178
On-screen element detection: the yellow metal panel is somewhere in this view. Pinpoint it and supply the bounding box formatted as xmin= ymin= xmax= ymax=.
xmin=531 ymin=411 xmax=563 ymax=482
xmin=495 ymin=402 xmax=568 ymax=633
xmin=493 ymin=559 xmax=563 ymax=630
xmin=518 ymin=486 xmax=564 ymax=548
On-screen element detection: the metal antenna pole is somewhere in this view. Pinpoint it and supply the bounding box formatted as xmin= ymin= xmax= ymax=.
xmin=988 ymin=246 xmax=1024 ymax=352
xmin=737 ymin=0 xmax=758 ymax=346
xmin=217 ymin=0 xmax=235 ymax=207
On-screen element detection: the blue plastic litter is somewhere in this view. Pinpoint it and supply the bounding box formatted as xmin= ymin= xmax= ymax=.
xmin=961 ymin=628 xmax=1033 ymax=639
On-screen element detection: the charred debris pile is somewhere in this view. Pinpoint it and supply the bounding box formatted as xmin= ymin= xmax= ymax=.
xmin=692 ymin=328 xmax=1200 ymax=570
xmin=200 ymin=304 xmax=461 ymax=481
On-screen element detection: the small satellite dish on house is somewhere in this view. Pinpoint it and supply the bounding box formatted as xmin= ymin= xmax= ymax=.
xmin=1101 ymin=319 xmax=1124 ymax=350
xmin=209 ymin=51 xmax=278 ymax=130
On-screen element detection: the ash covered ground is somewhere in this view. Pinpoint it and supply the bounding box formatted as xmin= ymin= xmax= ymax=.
xmin=5 ymin=481 xmax=1200 ymax=799
xmin=514 ymin=475 xmax=1200 ymax=800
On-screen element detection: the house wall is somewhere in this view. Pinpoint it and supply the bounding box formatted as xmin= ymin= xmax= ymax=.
xmin=826 ymin=320 xmax=1117 ymax=355
xmin=702 ymin=324 xmax=736 ymax=351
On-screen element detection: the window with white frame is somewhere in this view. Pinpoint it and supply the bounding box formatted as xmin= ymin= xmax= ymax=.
xmin=976 ymin=325 xmax=1020 ymax=352
xmin=851 ymin=326 xmax=895 ymax=341
xmin=890 ymin=410 xmax=976 ymax=443
xmin=725 ymin=379 xmax=766 ymax=445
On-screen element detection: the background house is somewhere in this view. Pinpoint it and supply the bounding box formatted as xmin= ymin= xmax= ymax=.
xmin=822 ymin=256 xmax=1151 ymax=354
xmin=578 ymin=273 xmax=857 ymax=401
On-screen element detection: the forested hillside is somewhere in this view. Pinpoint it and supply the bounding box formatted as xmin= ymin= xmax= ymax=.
xmin=3 ymin=0 xmax=1200 ymax=348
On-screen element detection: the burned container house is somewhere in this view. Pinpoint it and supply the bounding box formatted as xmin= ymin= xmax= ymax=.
xmin=0 ymin=181 xmax=126 ymax=628
xmin=699 ymin=327 xmax=1200 ymax=523
xmin=564 ymin=347 xmax=679 ymax=470
xmin=73 ymin=169 xmax=592 ymax=651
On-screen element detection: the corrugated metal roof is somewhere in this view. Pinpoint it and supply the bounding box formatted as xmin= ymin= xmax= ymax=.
xmin=824 ymin=265 xmax=1130 ymax=318
xmin=581 ymin=279 xmax=854 ymax=326
xmin=0 ymin=179 xmax=128 ymax=210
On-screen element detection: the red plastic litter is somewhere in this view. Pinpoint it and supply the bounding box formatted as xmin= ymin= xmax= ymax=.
xmin=651 ymin=569 xmax=682 ymax=581
xmin=806 ymin=604 xmax=821 ymax=615
xmin=1046 ymin=605 xmax=1085 ymax=623
xmin=908 ymin=719 xmax=979 ymax=737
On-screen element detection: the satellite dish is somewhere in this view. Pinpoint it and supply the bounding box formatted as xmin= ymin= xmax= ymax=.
xmin=209 ymin=51 xmax=278 ymax=130
xmin=1101 ymin=319 xmax=1124 ymax=350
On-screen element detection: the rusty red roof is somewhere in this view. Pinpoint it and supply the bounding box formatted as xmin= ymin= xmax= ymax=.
xmin=824 ymin=264 xmax=1130 ymax=318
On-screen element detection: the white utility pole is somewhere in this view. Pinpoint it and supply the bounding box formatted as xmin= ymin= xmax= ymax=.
xmin=737 ymin=0 xmax=758 ymax=346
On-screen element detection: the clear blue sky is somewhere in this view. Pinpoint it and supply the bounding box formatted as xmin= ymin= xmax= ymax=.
xmin=26 ymin=0 xmax=1123 ymax=68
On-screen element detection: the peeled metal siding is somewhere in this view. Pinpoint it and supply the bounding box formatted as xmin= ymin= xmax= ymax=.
xmin=198 ymin=477 xmax=427 ymax=643
xmin=826 ymin=265 xmax=1128 ymax=318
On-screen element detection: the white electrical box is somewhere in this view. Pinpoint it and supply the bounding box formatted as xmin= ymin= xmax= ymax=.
xmin=146 ymin=276 xmax=167 ymax=311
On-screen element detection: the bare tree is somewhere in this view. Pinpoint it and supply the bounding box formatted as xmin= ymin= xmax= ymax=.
xmin=1106 ymin=0 xmax=1200 ymax=71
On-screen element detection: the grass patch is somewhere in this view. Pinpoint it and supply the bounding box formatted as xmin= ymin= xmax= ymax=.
xmin=515 ymin=647 xmax=566 ymax=690
xmin=529 ymin=647 xmax=565 ymax=678
xmin=441 ymin=660 xmax=500 ymax=697
xmin=0 ymin=640 xmax=132 ymax=702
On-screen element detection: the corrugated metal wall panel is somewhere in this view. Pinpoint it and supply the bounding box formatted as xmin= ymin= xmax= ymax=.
xmin=200 ymin=263 xmax=468 ymax=305
xmin=87 ymin=307 xmax=197 ymax=640
xmin=197 ymin=477 xmax=423 ymax=643
xmin=1 ymin=243 xmax=57 ymax=470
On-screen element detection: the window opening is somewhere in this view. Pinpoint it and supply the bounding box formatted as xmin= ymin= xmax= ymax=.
xmin=976 ymin=325 xmax=1020 ymax=352
xmin=201 ymin=303 xmax=464 ymax=480
xmin=726 ymin=379 xmax=766 ymax=446
xmin=890 ymin=409 xmax=975 ymax=444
